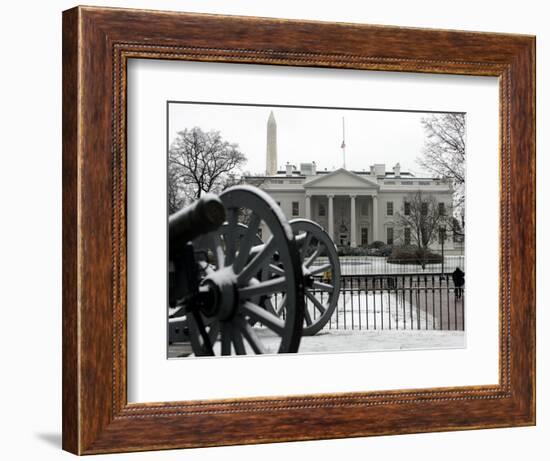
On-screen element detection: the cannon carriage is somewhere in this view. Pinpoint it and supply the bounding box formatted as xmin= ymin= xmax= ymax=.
xmin=168 ymin=185 xmax=341 ymax=357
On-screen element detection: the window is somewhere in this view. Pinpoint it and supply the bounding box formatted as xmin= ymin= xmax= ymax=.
xmin=421 ymin=202 xmax=428 ymax=216
xmin=404 ymin=201 xmax=411 ymax=216
xmin=404 ymin=227 xmax=411 ymax=245
xmin=439 ymin=227 xmax=447 ymax=244
xmin=438 ymin=202 xmax=446 ymax=216
xmin=386 ymin=201 xmax=394 ymax=216
xmin=387 ymin=227 xmax=394 ymax=245
xmin=361 ymin=228 xmax=369 ymax=246
xmin=318 ymin=203 xmax=326 ymax=217
xmin=292 ymin=201 xmax=299 ymax=216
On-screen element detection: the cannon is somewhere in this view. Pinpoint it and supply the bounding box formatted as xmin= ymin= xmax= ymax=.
xmin=168 ymin=185 xmax=341 ymax=357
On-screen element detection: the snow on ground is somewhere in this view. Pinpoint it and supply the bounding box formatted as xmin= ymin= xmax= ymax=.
xmin=292 ymin=329 xmax=464 ymax=353
xmin=312 ymin=255 xmax=464 ymax=275
xmin=168 ymin=329 xmax=465 ymax=358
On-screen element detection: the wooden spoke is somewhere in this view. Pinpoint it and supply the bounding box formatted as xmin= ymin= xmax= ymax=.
xmin=187 ymin=313 xmax=216 ymax=356
xmin=275 ymin=294 xmax=287 ymax=316
xmin=233 ymin=213 xmax=261 ymax=273
xmin=303 ymin=305 xmax=313 ymax=326
xmin=237 ymin=237 xmax=276 ymax=284
xmin=308 ymin=263 xmax=332 ymax=276
xmin=312 ymin=281 xmax=334 ymax=293
xmin=239 ymin=276 xmax=286 ymax=299
xmin=168 ymin=306 xmax=185 ymax=318
xmin=306 ymin=291 xmax=327 ymax=315
xmin=197 ymin=259 xmax=217 ymax=276
xmin=221 ymin=321 xmax=232 ymax=355
xmin=211 ymin=233 xmax=225 ymax=268
xmin=241 ymin=301 xmax=285 ymax=336
xmin=236 ymin=318 xmax=266 ymax=354
xmin=294 ymin=231 xmax=307 ymax=245
xmin=231 ymin=326 xmax=247 ymax=355
xmin=304 ymin=243 xmax=323 ymax=268
xmin=268 ymin=263 xmax=285 ymax=276
xmin=299 ymin=232 xmax=313 ymax=259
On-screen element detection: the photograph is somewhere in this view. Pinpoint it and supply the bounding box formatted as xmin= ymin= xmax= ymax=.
xmin=167 ymin=102 xmax=466 ymax=358
xmin=53 ymin=3 xmax=536 ymax=456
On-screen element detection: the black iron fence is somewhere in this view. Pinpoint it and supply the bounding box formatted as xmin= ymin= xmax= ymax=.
xmin=307 ymin=273 xmax=464 ymax=331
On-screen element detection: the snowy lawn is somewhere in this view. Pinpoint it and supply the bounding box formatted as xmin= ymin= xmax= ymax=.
xmin=312 ymin=255 xmax=465 ymax=275
xmin=295 ymin=329 xmax=464 ymax=354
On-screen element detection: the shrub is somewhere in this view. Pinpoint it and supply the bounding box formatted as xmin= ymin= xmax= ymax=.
xmin=336 ymin=245 xmax=370 ymax=257
xmin=365 ymin=243 xmax=393 ymax=257
xmin=368 ymin=240 xmax=386 ymax=249
xmin=378 ymin=244 xmax=394 ymax=257
xmin=387 ymin=245 xmax=443 ymax=266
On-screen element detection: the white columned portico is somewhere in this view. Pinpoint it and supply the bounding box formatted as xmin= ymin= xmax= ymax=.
xmin=372 ymin=195 xmax=379 ymax=242
xmin=327 ymin=194 xmax=334 ymax=240
xmin=350 ymin=195 xmax=357 ymax=247
xmin=305 ymin=195 xmax=311 ymax=220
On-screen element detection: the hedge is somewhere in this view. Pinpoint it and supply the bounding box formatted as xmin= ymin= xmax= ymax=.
xmin=387 ymin=245 xmax=443 ymax=265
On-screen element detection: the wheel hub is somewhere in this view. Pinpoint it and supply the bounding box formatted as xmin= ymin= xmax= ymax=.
xmin=200 ymin=267 xmax=239 ymax=321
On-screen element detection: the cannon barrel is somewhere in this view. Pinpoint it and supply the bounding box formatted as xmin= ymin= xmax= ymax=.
xmin=169 ymin=193 xmax=226 ymax=255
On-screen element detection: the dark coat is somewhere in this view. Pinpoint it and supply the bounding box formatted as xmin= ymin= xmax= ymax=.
xmin=452 ymin=267 xmax=465 ymax=287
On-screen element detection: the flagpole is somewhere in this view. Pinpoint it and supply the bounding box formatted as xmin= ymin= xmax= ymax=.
xmin=341 ymin=116 xmax=346 ymax=169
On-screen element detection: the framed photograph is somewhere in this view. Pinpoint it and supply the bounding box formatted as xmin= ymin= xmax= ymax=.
xmin=62 ymin=6 xmax=535 ymax=454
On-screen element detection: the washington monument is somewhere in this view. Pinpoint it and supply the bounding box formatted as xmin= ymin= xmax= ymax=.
xmin=266 ymin=111 xmax=278 ymax=175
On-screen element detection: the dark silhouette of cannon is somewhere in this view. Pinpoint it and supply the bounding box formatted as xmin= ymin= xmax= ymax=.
xmin=168 ymin=185 xmax=340 ymax=356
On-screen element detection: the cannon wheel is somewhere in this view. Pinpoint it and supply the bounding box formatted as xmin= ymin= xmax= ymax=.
xmin=187 ymin=186 xmax=304 ymax=356
xmin=290 ymin=219 xmax=341 ymax=335
xmin=185 ymin=223 xmax=261 ymax=356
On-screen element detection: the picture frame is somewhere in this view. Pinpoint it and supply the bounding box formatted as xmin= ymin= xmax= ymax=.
xmin=62 ymin=5 xmax=535 ymax=455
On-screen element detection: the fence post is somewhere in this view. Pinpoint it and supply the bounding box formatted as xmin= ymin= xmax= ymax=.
xmin=440 ymin=227 xmax=445 ymax=276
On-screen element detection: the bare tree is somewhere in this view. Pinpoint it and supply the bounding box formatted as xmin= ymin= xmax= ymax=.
xmin=417 ymin=113 xmax=465 ymax=220
xmin=168 ymin=127 xmax=247 ymax=211
xmin=395 ymin=191 xmax=451 ymax=260
xmin=239 ymin=172 xmax=267 ymax=189
xmin=167 ymin=161 xmax=186 ymax=214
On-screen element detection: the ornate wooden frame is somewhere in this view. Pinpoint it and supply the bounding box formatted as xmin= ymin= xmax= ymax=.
xmin=62 ymin=6 xmax=536 ymax=455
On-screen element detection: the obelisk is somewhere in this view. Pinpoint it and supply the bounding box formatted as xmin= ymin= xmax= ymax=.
xmin=266 ymin=111 xmax=277 ymax=175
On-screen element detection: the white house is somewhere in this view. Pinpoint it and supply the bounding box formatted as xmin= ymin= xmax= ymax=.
xmin=242 ymin=111 xmax=456 ymax=250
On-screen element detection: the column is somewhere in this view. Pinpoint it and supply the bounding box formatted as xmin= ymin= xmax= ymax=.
xmin=372 ymin=195 xmax=379 ymax=242
xmin=305 ymin=195 xmax=311 ymax=220
xmin=327 ymin=195 xmax=334 ymax=241
xmin=350 ymin=195 xmax=357 ymax=247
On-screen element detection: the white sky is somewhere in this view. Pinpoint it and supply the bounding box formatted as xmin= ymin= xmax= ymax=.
xmin=168 ymin=103 xmax=450 ymax=176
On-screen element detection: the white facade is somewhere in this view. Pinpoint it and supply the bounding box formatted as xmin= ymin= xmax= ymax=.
xmin=244 ymin=166 xmax=455 ymax=250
